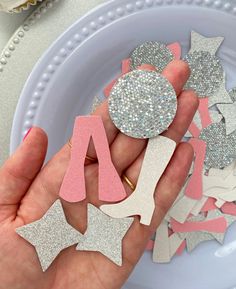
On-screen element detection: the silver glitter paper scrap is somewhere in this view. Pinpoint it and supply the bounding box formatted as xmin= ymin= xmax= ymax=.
xmin=184 ymin=51 xmax=224 ymax=98
xmin=190 ymin=31 xmax=224 ymax=55
xmin=217 ymin=101 xmax=236 ymax=135
xmin=229 ymin=88 xmax=236 ymax=102
xmin=109 ymin=70 xmax=177 ymax=139
xmin=130 ymin=41 xmax=174 ymax=72
xmin=76 ymin=204 xmax=134 ymax=266
xmin=208 ymin=73 xmax=233 ymax=107
xmin=200 ymin=122 xmax=236 ymax=169
xmin=16 ymin=200 xmax=83 ymax=272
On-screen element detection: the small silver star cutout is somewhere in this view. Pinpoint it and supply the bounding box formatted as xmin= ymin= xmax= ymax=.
xmin=16 ymin=200 xmax=83 ymax=272
xmin=76 ymin=204 xmax=134 ymax=266
xmin=190 ymin=30 xmax=224 ymax=55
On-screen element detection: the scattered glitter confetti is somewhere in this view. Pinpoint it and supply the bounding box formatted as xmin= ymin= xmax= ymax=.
xmin=185 ymin=210 xmax=236 ymax=252
xmin=200 ymin=122 xmax=236 ymax=169
xmin=16 ymin=200 xmax=83 ymax=272
xmin=109 ymin=70 xmax=177 ymax=139
xmin=184 ymin=51 xmax=224 ymax=97
xmin=76 ymin=204 xmax=134 ymax=266
xmin=208 ymin=74 xmax=233 ymax=107
xmin=130 ymin=41 xmax=174 ymax=72
xmin=185 ymin=110 xmax=223 ymax=138
xmin=189 ymin=30 xmax=224 ymax=55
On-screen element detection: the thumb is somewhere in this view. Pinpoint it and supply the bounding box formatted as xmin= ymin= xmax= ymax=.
xmin=0 ymin=127 xmax=47 ymax=222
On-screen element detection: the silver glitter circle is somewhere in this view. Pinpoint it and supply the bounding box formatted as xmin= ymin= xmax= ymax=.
xmin=184 ymin=51 xmax=224 ymax=98
xmin=200 ymin=122 xmax=236 ymax=169
xmin=229 ymin=87 xmax=236 ymax=102
xmin=130 ymin=41 xmax=174 ymax=72
xmin=109 ymin=70 xmax=177 ymax=139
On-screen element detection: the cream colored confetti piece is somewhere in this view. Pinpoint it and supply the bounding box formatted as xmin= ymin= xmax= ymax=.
xmin=153 ymin=220 xmax=170 ymax=263
xmin=100 ymin=136 xmax=176 ymax=226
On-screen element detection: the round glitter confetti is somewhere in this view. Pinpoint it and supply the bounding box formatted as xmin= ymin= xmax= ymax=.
xmin=184 ymin=51 xmax=224 ymax=98
xmin=199 ymin=122 xmax=236 ymax=169
xmin=130 ymin=41 xmax=174 ymax=72
xmin=109 ymin=70 xmax=177 ymax=139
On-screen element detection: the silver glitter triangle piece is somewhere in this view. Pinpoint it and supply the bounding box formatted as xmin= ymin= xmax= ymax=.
xmin=76 ymin=204 xmax=134 ymax=266
xmin=16 ymin=200 xmax=83 ymax=272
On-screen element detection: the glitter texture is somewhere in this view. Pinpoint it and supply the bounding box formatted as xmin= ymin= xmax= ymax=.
xmin=184 ymin=51 xmax=224 ymax=98
xmin=229 ymin=87 xmax=236 ymax=102
xmin=77 ymin=204 xmax=134 ymax=266
xmin=130 ymin=41 xmax=174 ymax=72
xmin=200 ymin=122 xmax=236 ymax=169
xmin=109 ymin=70 xmax=177 ymax=139
xmin=190 ymin=31 xmax=224 ymax=55
xmin=16 ymin=200 xmax=83 ymax=272
xmin=217 ymin=101 xmax=236 ymax=135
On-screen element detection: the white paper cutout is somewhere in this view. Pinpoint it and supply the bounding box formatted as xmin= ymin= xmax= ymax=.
xmin=153 ymin=220 xmax=170 ymax=263
xmin=100 ymin=136 xmax=176 ymax=225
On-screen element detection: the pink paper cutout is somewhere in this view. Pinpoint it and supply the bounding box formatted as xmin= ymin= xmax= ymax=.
xmin=59 ymin=116 xmax=126 ymax=203
xmin=188 ymin=122 xmax=201 ymax=138
xmin=199 ymin=98 xmax=212 ymax=129
xmin=185 ymin=138 xmax=207 ymax=200
xmin=221 ymin=202 xmax=236 ymax=216
xmin=104 ymin=79 xmax=117 ymax=98
xmin=137 ymin=64 xmax=157 ymax=71
xmin=167 ymin=42 xmax=182 ymax=60
xmin=122 ymin=58 xmax=131 ymax=74
xmin=201 ymin=197 xmax=217 ymax=212
xmin=188 ymin=97 xmax=212 ymax=138
xmin=171 ymin=217 xmax=227 ymax=233
xmin=176 ymin=240 xmax=186 ymax=256
xmin=146 ymin=240 xmax=154 ymax=251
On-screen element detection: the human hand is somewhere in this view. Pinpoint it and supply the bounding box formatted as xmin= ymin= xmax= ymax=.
xmin=0 ymin=60 xmax=198 ymax=289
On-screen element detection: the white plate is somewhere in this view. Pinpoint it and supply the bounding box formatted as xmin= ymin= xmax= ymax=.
xmin=11 ymin=0 xmax=236 ymax=288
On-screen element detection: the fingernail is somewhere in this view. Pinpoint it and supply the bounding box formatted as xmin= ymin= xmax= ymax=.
xmin=23 ymin=128 xmax=32 ymax=141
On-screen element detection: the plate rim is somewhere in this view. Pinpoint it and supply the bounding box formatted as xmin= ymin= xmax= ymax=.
xmin=10 ymin=0 xmax=236 ymax=153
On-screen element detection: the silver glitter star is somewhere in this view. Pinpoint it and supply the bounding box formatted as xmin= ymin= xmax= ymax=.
xmin=16 ymin=200 xmax=83 ymax=272
xmin=76 ymin=204 xmax=134 ymax=266
xmin=189 ymin=30 xmax=224 ymax=55
xmin=184 ymin=51 xmax=224 ymax=97
xmin=208 ymin=73 xmax=233 ymax=107
xmin=109 ymin=70 xmax=177 ymax=139
xmin=130 ymin=41 xmax=174 ymax=72
xmin=200 ymin=122 xmax=236 ymax=169
xmin=217 ymin=102 xmax=236 ymax=135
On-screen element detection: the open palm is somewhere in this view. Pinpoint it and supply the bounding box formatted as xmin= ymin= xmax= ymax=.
xmin=0 ymin=60 xmax=198 ymax=289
